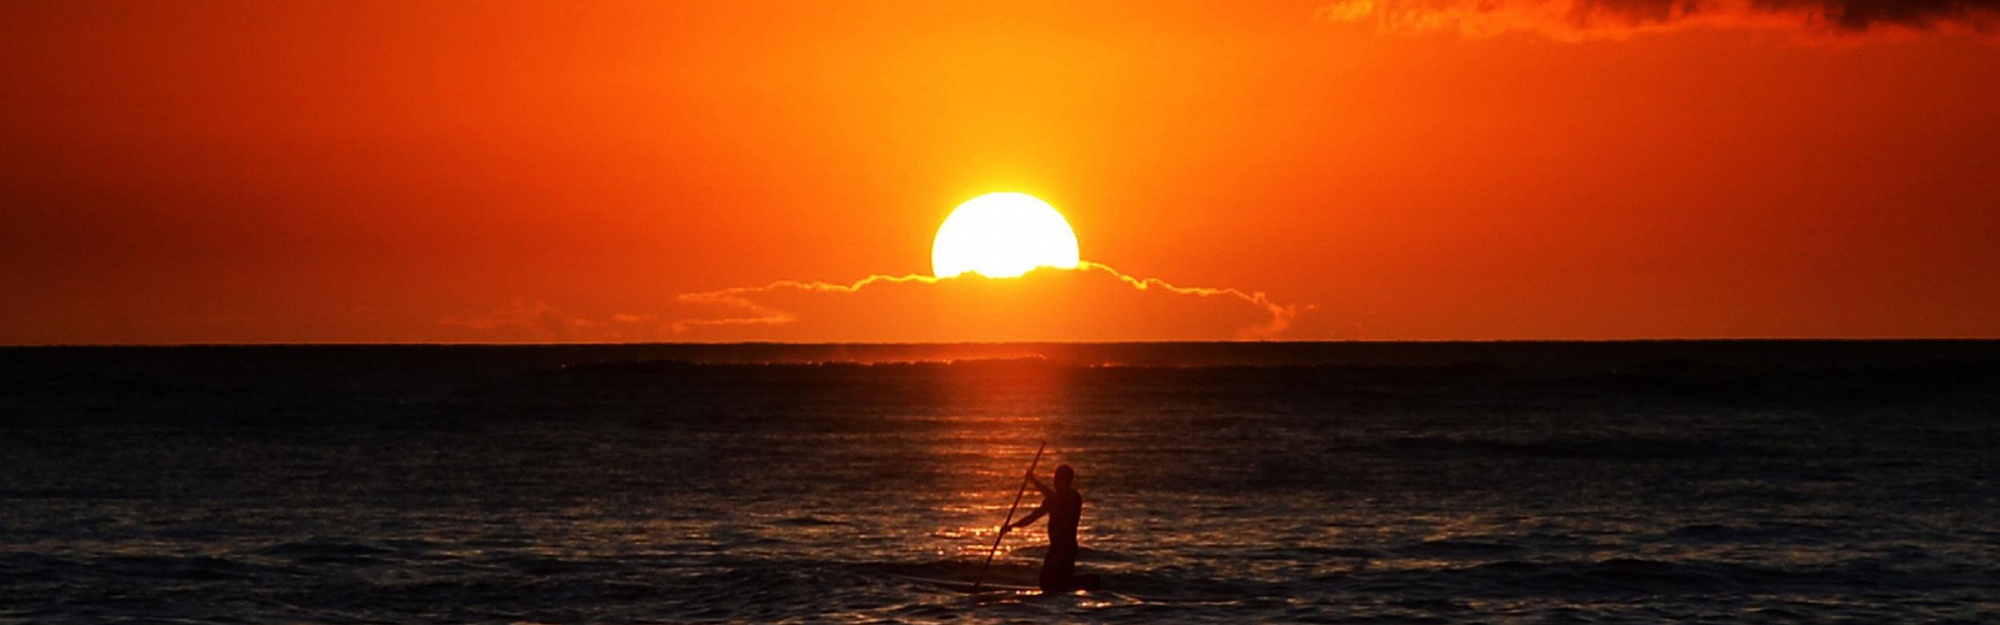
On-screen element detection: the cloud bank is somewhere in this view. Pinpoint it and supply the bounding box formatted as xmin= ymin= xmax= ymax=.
xmin=1318 ymin=0 xmax=2000 ymax=39
xmin=668 ymin=262 xmax=1308 ymax=342
xmin=440 ymin=299 xmax=665 ymax=343
xmin=441 ymin=298 xmax=598 ymax=340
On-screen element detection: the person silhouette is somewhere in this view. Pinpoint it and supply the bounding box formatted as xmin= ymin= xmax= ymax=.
xmin=1003 ymin=464 xmax=1101 ymax=591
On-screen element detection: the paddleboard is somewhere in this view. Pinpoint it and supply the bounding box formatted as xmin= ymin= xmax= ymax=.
xmin=893 ymin=574 xmax=1041 ymax=594
xmin=894 ymin=574 xmax=1110 ymax=594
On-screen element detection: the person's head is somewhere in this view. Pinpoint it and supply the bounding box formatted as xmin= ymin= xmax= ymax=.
xmin=1055 ymin=464 xmax=1075 ymax=489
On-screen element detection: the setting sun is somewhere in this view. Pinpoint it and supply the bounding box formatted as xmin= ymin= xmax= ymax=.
xmin=931 ymin=193 xmax=1082 ymax=279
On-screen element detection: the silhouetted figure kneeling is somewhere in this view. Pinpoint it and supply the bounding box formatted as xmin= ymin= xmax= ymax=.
xmin=1003 ymin=464 xmax=1101 ymax=592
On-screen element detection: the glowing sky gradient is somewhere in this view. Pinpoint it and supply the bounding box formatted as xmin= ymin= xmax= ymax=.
xmin=4 ymin=1 xmax=1998 ymax=343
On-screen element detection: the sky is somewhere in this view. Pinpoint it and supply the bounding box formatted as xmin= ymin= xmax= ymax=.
xmin=4 ymin=0 xmax=1998 ymax=343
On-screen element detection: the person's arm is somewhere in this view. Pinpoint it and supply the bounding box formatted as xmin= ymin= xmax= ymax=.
xmin=1025 ymin=470 xmax=1053 ymax=497
xmin=1007 ymin=502 xmax=1048 ymax=532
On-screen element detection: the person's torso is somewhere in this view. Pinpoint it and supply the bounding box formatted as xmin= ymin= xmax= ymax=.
xmin=1048 ymin=490 xmax=1082 ymax=547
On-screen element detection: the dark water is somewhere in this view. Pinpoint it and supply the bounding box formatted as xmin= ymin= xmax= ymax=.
xmin=2 ymin=342 xmax=1997 ymax=623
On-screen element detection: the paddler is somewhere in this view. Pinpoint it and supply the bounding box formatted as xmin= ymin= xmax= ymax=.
xmin=1001 ymin=464 xmax=1100 ymax=592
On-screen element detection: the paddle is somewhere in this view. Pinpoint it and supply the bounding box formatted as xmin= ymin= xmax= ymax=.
xmin=973 ymin=440 xmax=1046 ymax=591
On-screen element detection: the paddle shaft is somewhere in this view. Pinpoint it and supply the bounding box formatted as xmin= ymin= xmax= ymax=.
xmin=973 ymin=440 xmax=1046 ymax=591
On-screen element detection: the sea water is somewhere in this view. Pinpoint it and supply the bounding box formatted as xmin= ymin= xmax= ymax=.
xmin=2 ymin=342 xmax=1996 ymax=623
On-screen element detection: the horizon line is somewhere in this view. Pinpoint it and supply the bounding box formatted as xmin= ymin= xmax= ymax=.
xmin=6 ymin=337 xmax=2000 ymax=348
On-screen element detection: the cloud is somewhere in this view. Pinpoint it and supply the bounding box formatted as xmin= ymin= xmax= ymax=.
xmin=437 ymin=264 xmax=1315 ymax=343
xmin=668 ymin=262 xmax=1311 ymax=342
xmin=441 ymin=298 xmax=601 ymax=342
xmin=1318 ymin=0 xmax=2000 ymax=40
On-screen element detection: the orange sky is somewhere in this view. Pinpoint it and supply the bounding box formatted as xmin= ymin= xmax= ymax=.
xmin=4 ymin=1 xmax=1998 ymax=343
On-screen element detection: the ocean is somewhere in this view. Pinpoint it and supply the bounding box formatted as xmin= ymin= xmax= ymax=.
xmin=2 ymin=342 xmax=1996 ymax=623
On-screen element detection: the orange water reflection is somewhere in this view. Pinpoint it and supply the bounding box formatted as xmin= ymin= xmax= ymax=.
xmin=923 ymin=358 xmax=1078 ymax=564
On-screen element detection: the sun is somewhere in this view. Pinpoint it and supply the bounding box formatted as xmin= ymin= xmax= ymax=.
xmin=932 ymin=193 xmax=1082 ymax=279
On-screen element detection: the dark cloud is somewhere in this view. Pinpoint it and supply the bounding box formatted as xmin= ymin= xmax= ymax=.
xmin=1318 ymin=0 xmax=2000 ymax=39
xmin=668 ymin=263 xmax=1309 ymax=342
xmin=440 ymin=298 xmax=602 ymax=342
xmin=436 ymin=265 xmax=1312 ymax=343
